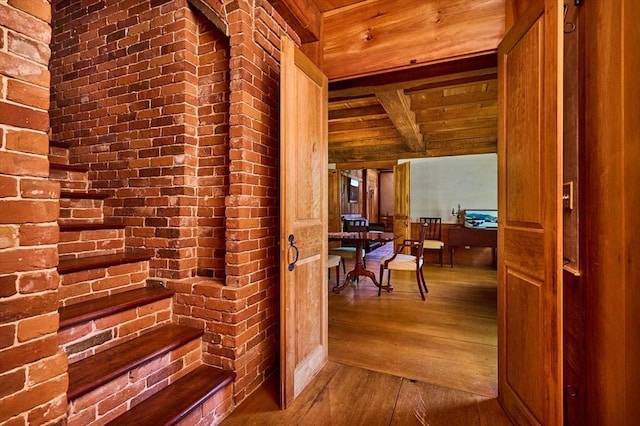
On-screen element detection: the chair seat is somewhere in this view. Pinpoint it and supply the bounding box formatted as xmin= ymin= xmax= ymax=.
xmin=424 ymin=239 xmax=444 ymax=250
xmin=380 ymin=254 xmax=424 ymax=271
xmin=329 ymin=247 xmax=365 ymax=259
xmin=327 ymin=255 xmax=341 ymax=268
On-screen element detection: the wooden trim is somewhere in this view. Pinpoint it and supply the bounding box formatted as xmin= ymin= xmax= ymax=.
xmin=271 ymin=0 xmax=321 ymax=43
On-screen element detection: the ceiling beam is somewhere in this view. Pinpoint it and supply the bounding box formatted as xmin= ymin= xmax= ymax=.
xmin=374 ymin=89 xmax=424 ymax=152
xmin=328 ymin=141 xmax=496 ymax=163
xmin=331 ymin=160 xmax=399 ymax=170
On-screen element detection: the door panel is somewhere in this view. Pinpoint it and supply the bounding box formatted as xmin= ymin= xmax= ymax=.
xmin=393 ymin=161 xmax=410 ymax=243
xmin=280 ymin=36 xmax=328 ymax=408
xmin=498 ymin=0 xmax=562 ymax=424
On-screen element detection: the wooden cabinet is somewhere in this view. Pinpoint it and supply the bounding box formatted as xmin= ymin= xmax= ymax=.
xmin=448 ymin=227 xmax=497 ymax=268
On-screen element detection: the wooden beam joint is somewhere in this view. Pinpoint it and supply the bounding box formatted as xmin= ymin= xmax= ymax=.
xmin=375 ymin=89 xmax=424 ymax=152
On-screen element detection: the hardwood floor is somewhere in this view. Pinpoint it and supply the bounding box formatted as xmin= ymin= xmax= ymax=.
xmin=222 ymin=244 xmax=511 ymax=425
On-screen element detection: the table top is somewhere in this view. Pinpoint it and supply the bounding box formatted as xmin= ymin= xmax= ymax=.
xmin=328 ymin=231 xmax=396 ymax=242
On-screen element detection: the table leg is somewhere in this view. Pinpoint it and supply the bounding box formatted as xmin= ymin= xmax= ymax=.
xmin=332 ymin=240 xmax=393 ymax=294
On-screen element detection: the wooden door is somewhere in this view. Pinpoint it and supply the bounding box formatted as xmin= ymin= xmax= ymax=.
xmin=497 ymin=0 xmax=562 ymax=424
xmin=328 ymin=169 xmax=341 ymax=233
xmin=393 ymin=162 xmax=410 ymax=245
xmin=279 ymin=36 xmax=328 ymax=408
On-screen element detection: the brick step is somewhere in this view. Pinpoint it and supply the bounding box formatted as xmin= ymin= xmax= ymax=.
xmin=106 ymin=365 xmax=235 ymax=426
xmin=58 ymin=224 xmax=125 ymax=260
xmin=49 ymin=167 xmax=89 ymax=191
xmin=60 ymin=190 xmax=110 ymax=199
xmin=58 ymin=250 xmax=151 ymax=275
xmin=59 ymin=221 xmax=125 ymax=232
xmin=50 ymin=140 xmax=71 ymax=148
xmin=67 ymin=324 xmax=203 ymax=400
xmin=59 ymin=189 xmax=111 ymax=223
xmin=58 ymin=251 xmax=152 ymax=306
xmin=50 ymin=162 xmax=89 ymax=173
xmin=58 ymin=287 xmax=174 ymax=364
xmin=59 ymin=198 xmax=105 ymax=223
xmin=59 ymin=286 xmax=174 ymax=329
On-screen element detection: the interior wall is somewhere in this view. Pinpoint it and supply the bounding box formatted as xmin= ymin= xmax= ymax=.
xmin=404 ymin=153 xmax=497 ymax=223
xmin=379 ymin=171 xmax=394 ymax=218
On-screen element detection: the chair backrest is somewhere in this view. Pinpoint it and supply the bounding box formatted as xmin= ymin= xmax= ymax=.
xmin=414 ymin=223 xmax=429 ymax=260
xmin=344 ymin=219 xmax=367 ymax=232
xmin=419 ymin=217 xmax=442 ymax=240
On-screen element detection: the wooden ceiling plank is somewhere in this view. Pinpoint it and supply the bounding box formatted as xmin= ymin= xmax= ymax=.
xmin=424 ymin=126 xmax=497 ymax=141
xmin=426 ymin=137 xmax=497 ymax=148
xmin=329 ymin=95 xmax=379 ymax=110
xmin=419 ymin=117 xmax=498 ymax=132
xmin=418 ymin=104 xmax=498 ymax=121
xmin=329 ymin=68 xmax=498 ymax=99
xmin=410 ymin=89 xmax=498 ymax=108
xmin=374 ymin=89 xmax=423 ymax=152
xmin=424 ymin=145 xmax=497 ymax=157
xmin=329 ymin=136 xmax=405 ymax=149
xmin=328 ymin=105 xmax=387 ymax=120
xmin=329 ymin=117 xmax=395 ymax=132
xmin=329 ymin=127 xmax=401 ymax=142
xmin=405 ymin=73 xmax=498 ymax=93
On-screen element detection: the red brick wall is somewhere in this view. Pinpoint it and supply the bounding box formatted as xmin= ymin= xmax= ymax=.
xmin=196 ymin=13 xmax=229 ymax=280
xmin=0 ymin=2 xmax=68 ymax=425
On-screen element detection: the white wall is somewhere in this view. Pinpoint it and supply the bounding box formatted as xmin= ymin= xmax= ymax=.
xmin=404 ymin=154 xmax=497 ymax=223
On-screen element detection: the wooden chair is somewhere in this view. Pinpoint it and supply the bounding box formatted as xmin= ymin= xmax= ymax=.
xmin=327 ymin=254 xmax=342 ymax=286
xmin=379 ymin=223 xmax=429 ymax=300
xmin=343 ymin=219 xmax=367 ymax=231
xmin=419 ymin=217 xmax=445 ymax=267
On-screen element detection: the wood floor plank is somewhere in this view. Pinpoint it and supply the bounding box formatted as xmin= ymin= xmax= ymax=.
xmin=222 ymin=363 xmax=404 ymax=426
xmin=391 ymin=380 xmax=508 ymax=426
xmin=299 ymin=363 xmax=401 ymax=425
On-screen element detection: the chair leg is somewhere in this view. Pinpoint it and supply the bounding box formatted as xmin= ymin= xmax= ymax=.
xmin=336 ymin=264 xmax=340 ymax=286
xmin=420 ymin=266 xmax=428 ymax=294
xmin=378 ymin=266 xmax=384 ymax=297
xmin=342 ymin=260 xmax=346 ymax=274
xmin=416 ymin=268 xmax=425 ymax=300
xmin=439 ymin=248 xmax=443 ymax=267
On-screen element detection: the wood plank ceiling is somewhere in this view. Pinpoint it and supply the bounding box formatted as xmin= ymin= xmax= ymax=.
xmin=315 ymin=0 xmax=499 ymax=165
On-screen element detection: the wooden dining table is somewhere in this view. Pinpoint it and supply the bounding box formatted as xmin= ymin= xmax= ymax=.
xmin=328 ymin=231 xmax=397 ymax=294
